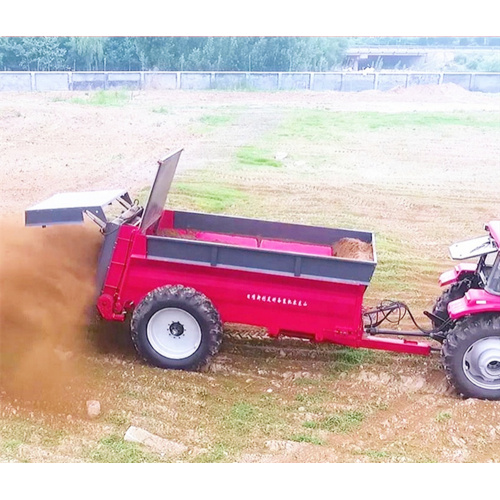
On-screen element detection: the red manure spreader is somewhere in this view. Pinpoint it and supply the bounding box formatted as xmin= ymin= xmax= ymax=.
xmin=26 ymin=150 xmax=500 ymax=400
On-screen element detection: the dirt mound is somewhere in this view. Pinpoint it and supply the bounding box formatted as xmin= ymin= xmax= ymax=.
xmin=388 ymin=82 xmax=471 ymax=99
xmin=333 ymin=238 xmax=374 ymax=261
xmin=0 ymin=216 xmax=102 ymax=412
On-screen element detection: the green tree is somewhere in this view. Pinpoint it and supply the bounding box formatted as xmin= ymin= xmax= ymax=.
xmin=104 ymin=37 xmax=140 ymax=71
xmin=70 ymin=37 xmax=107 ymax=70
xmin=0 ymin=37 xmax=66 ymax=70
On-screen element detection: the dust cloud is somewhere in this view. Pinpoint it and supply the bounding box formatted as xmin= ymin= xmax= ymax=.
xmin=0 ymin=216 xmax=102 ymax=412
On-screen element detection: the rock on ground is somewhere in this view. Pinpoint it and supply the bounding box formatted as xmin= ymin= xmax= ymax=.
xmin=124 ymin=426 xmax=188 ymax=457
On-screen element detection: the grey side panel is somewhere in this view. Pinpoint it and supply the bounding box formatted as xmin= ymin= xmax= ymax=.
xmin=172 ymin=211 xmax=373 ymax=245
xmin=95 ymin=223 xmax=120 ymax=293
xmin=140 ymin=149 xmax=183 ymax=232
xmin=147 ymin=237 xmax=376 ymax=285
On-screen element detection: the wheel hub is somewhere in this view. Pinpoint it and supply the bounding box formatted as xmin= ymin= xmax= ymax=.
xmin=169 ymin=321 xmax=185 ymax=338
xmin=463 ymin=337 xmax=500 ymax=389
xmin=147 ymin=307 xmax=202 ymax=360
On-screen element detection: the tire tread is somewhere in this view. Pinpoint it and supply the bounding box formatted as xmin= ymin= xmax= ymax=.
xmin=442 ymin=314 xmax=500 ymax=400
xmin=130 ymin=285 xmax=222 ymax=371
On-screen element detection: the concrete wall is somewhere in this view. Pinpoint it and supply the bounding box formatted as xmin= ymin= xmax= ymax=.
xmin=0 ymin=71 xmax=498 ymax=93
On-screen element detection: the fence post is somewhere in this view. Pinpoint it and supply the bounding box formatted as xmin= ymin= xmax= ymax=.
xmin=30 ymin=72 xmax=35 ymax=91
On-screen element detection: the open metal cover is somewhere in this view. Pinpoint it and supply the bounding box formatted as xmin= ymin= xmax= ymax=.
xmin=25 ymin=189 xmax=130 ymax=226
xmin=140 ymin=149 xmax=183 ymax=232
xmin=449 ymin=235 xmax=498 ymax=260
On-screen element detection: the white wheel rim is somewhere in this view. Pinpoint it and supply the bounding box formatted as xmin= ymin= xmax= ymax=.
xmin=147 ymin=308 xmax=202 ymax=360
xmin=463 ymin=337 xmax=500 ymax=390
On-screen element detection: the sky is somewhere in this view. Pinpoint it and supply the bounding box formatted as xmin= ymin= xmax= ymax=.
xmin=1 ymin=1 xmax=498 ymax=37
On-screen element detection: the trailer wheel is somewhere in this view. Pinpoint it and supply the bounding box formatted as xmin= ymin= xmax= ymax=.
xmin=131 ymin=285 xmax=222 ymax=371
xmin=432 ymin=276 xmax=475 ymax=332
xmin=442 ymin=315 xmax=500 ymax=400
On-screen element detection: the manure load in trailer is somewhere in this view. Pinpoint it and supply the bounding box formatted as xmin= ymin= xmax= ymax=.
xmin=25 ymin=150 xmax=500 ymax=400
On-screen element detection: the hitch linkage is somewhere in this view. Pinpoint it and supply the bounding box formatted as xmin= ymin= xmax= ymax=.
xmin=363 ymin=300 xmax=438 ymax=339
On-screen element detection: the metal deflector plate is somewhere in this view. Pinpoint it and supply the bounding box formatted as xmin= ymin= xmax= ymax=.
xmin=140 ymin=149 xmax=183 ymax=232
xmin=25 ymin=189 xmax=129 ymax=226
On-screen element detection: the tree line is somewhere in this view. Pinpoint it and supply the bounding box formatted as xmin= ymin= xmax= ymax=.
xmin=0 ymin=37 xmax=348 ymax=72
xmin=0 ymin=37 xmax=498 ymax=72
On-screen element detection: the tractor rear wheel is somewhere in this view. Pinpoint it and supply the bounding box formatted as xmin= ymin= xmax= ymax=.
xmin=131 ymin=285 xmax=222 ymax=371
xmin=432 ymin=275 xmax=475 ymax=332
xmin=442 ymin=314 xmax=500 ymax=400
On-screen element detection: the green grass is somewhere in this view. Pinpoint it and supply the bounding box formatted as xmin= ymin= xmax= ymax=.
xmin=353 ymin=449 xmax=391 ymax=462
xmin=278 ymin=110 xmax=500 ymax=143
xmin=294 ymin=388 xmax=329 ymax=410
xmin=195 ymin=443 xmax=230 ymax=463
xmin=0 ymin=418 xmax=67 ymax=447
xmin=236 ymin=145 xmax=283 ymax=168
xmin=1 ymin=439 xmax=23 ymax=455
xmin=223 ymin=397 xmax=281 ymax=434
xmin=327 ymin=348 xmax=375 ymax=374
xmin=303 ymin=410 xmax=366 ymax=434
xmin=189 ymin=110 xmax=240 ymax=135
xmin=87 ymin=434 xmax=159 ymax=463
xmin=70 ymin=90 xmax=129 ymax=107
xmin=435 ymin=411 xmax=452 ymax=423
xmin=103 ymin=410 xmax=130 ymax=427
xmin=289 ymin=434 xmax=324 ymax=446
xmin=228 ymin=401 xmax=257 ymax=430
xmin=0 ymin=417 xmax=68 ymax=461
xmin=173 ymin=181 xmax=248 ymax=213
xmin=152 ymin=106 xmax=170 ymax=114
xmin=199 ymin=114 xmax=233 ymax=127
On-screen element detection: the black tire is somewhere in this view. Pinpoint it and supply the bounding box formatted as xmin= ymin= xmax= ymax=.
xmin=131 ymin=285 xmax=222 ymax=371
xmin=432 ymin=275 xmax=475 ymax=332
xmin=442 ymin=314 xmax=500 ymax=400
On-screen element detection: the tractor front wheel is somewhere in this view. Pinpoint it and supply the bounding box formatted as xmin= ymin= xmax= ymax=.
xmin=442 ymin=315 xmax=500 ymax=400
xmin=131 ymin=285 xmax=222 ymax=371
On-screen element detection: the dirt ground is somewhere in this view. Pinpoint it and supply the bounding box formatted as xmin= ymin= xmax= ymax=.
xmin=0 ymin=85 xmax=499 ymax=463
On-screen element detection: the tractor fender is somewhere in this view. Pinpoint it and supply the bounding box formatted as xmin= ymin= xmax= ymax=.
xmin=439 ymin=263 xmax=477 ymax=287
xmin=448 ymin=288 xmax=500 ymax=320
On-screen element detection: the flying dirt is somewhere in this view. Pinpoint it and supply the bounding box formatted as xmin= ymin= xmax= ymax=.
xmin=0 ymin=216 xmax=102 ymax=412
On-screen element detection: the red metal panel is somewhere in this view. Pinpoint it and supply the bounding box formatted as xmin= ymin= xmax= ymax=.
xmin=97 ymin=215 xmax=432 ymax=356
xmin=175 ymin=229 xmax=259 ymax=248
xmin=438 ymin=263 xmax=477 ymax=287
xmin=487 ymin=221 xmax=500 ymax=247
xmin=449 ymin=288 xmax=500 ymax=320
xmin=260 ymin=239 xmax=332 ymax=256
xmin=120 ymin=254 xmax=366 ymax=340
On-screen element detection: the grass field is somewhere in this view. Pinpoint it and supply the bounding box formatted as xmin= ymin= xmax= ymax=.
xmin=0 ymin=87 xmax=499 ymax=463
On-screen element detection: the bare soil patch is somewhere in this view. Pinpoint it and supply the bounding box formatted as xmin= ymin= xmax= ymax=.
xmin=0 ymin=86 xmax=499 ymax=463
